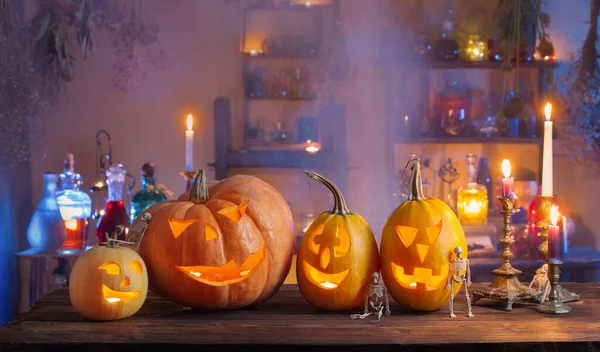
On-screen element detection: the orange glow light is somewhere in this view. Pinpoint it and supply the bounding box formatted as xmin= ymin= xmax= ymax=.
xmin=550 ymin=205 xmax=559 ymax=226
xmin=544 ymin=102 xmax=552 ymax=121
xmin=502 ymin=159 xmax=511 ymax=178
xmin=65 ymin=219 xmax=78 ymax=231
xmin=186 ymin=114 xmax=194 ymax=130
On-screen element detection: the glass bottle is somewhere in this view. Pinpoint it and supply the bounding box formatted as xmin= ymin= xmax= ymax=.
xmin=432 ymin=8 xmax=459 ymax=61
xmin=96 ymin=164 xmax=130 ymax=244
xmin=475 ymin=157 xmax=492 ymax=211
xmin=56 ymin=153 xmax=92 ymax=251
xmin=457 ymin=154 xmax=488 ymax=225
xmin=436 ymin=81 xmax=469 ymax=136
xmin=130 ymin=162 xmax=167 ymax=222
xmin=294 ymin=67 xmax=304 ymax=98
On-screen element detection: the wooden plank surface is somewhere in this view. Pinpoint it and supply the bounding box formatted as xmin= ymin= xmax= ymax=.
xmin=0 ymin=283 xmax=598 ymax=351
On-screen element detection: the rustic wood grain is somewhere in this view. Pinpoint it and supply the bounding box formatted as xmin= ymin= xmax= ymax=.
xmin=0 ymin=283 xmax=598 ymax=352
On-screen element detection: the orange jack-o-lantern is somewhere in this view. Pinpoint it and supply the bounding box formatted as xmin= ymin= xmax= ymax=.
xmin=70 ymin=227 xmax=148 ymax=320
xmin=381 ymin=156 xmax=467 ymax=312
xmin=131 ymin=170 xmax=295 ymax=309
xmin=297 ymin=171 xmax=379 ymax=311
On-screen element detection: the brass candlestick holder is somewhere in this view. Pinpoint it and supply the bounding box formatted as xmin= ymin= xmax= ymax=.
xmin=535 ymin=259 xmax=572 ymax=314
xmin=532 ymin=195 xmax=580 ymax=303
xmin=472 ymin=196 xmax=541 ymax=311
xmin=180 ymin=171 xmax=197 ymax=192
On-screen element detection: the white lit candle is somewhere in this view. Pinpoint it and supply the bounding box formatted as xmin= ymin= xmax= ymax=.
xmin=501 ymin=159 xmax=514 ymax=198
xmin=541 ymin=102 xmax=553 ymax=196
xmin=185 ymin=114 xmax=194 ymax=172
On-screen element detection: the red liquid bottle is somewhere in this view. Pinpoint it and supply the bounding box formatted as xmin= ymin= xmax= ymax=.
xmin=96 ymin=164 xmax=130 ymax=243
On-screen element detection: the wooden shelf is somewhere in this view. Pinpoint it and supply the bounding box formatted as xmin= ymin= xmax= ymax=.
xmin=246 ymin=3 xmax=332 ymax=11
xmin=419 ymin=60 xmax=557 ymax=70
xmin=245 ymin=96 xmax=317 ymax=101
xmin=396 ymin=137 xmax=543 ymax=145
xmin=226 ymin=148 xmax=332 ymax=168
xmin=243 ymin=53 xmax=318 ymax=60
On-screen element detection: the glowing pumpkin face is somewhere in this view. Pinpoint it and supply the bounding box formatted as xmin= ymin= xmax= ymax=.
xmin=69 ymin=231 xmax=148 ymax=321
xmin=297 ymin=171 xmax=379 ymax=311
xmin=380 ymin=156 xmax=467 ymax=312
xmin=132 ymin=170 xmax=295 ymax=310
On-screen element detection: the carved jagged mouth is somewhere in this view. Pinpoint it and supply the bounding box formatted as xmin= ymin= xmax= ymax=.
xmin=102 ymin=285 xmax=141 ymax=303
xmin=176 ymin=240 xmax=266 ymax=287
xmin=302 ymin=261 xmax=350 ymax=290
xmin=391 ymin=263 xmax=448 ymax=291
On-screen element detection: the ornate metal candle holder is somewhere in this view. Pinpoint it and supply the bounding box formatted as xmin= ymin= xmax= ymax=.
xmin=532 ymin=195 xmax=580 ymax=303
xmin=180 ymin=171 xmax=197 ymax=192
xmin=472 ymin=196 xmax=541 ymax=311
xmin=535 ymin=259 xmax=572 ymax=314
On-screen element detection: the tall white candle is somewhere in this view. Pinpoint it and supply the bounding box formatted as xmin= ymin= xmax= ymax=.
xmin=185 ymin=114 xmax=194 ymax=172
xmin=541 ymin=102 xmax=553 ymax=196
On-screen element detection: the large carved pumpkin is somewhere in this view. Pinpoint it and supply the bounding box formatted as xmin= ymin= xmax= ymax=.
xmin=380 ymin=156 xmax=467 ymax=311
xmin=131 ymin=170 xmax=295 ymax=309
xmin=297 ymin=171 xmax=379 ymax=311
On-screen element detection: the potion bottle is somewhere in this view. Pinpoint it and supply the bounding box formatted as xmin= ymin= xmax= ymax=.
xmin=56 ymin=153 xmax=92 ymax=251
xmin=456 ymin=154 xmax=488 ymax=225
xmin=130 ymin=162 xmax=167 ymax=222
xmin=96 ymin=164 xmax=130 ymax=243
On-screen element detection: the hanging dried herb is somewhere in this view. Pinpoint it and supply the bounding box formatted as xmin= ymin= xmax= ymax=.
xmin=0 ymin=0 xmax=42 ymax=168
xmin=558 ymin=0 xmax=600 ymax=174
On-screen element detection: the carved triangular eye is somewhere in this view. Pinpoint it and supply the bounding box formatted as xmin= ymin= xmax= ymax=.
xmin=426 ymin=220 xmax=443 ymax=244
xmin=169 ymin=218 xmax=196 ymax=238
xmin=205 ymin=224 xmax=218 ymax=241
xmin=395 ymin=225 xmax=418 ymax=247
xmin=217 ymin=200 xmax=250 ymax=224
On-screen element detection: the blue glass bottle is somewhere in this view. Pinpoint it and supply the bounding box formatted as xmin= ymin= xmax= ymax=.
xmin=130 ymin=163 xmax=167 ymax=222
xmin=56 ymin=153 xmax=92 ymax=251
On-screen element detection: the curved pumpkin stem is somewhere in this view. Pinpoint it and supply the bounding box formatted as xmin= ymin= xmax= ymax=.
xmin=406 ymin=155 xmax=425 ymax=201
xmin=190 ymin=169 xmax=210 ymax=204
xmin=304 ymin=170 xmax=350 ymax=215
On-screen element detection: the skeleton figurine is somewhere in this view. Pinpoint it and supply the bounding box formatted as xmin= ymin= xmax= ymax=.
xmin=530 ymin=264 xmax=550 ymax=303
xmin=126 ymin=212 xmax=152 ymax=250
xmin=350 ymin=272 xmax=391 ymax=320
xmin=447 ymin=246 xmax=474 ymax=318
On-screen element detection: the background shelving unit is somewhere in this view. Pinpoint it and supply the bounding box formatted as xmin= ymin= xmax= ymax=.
xmin=211 ymin=1 xmax=349 ymax=199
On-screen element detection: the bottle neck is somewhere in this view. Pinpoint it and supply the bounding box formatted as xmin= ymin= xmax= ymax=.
xmin=467 ymin=165 xmax=477 ymax=184
xmin=141 ymin=176 xmax=156 ymax=189
xmin=107 ymin=180 xmax=124 ymax=201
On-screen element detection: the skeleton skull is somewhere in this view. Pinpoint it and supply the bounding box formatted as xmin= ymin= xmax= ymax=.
xmin=372 ymin=272 xmax=380 ymax=284
xmin=454 ymin=246 xmax=463 ymax=257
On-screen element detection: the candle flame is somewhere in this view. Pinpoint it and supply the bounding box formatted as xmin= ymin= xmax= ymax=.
xmin=550 ymin=205 xmax=559 ymax=226
xmin=544 ymin=102 xmax=552 ymax=121
xmin=502 ymin=159 xmax=511 ymax=178
xmin=186 ymin=114 xmax=194 ymax=130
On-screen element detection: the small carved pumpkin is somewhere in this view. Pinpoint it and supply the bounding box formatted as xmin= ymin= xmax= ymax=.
xmin=69 ymin=227 xmax=148 ymax=320
xmin=131 ymin=170 xmax=295 ymax=309
xmin=297 ymin=171 xmax=379 ymax=311
xmin=380 ymin=156 xmax=467 ymax=312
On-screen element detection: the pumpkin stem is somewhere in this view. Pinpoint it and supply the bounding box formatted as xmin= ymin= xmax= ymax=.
xmin=102 ymin=226 xmax=134 ymax=248
xmin=406 ymin=155 xmax=425 ymax=201
xmin=189 ymin=169 xmax=209 ymax=204
xmin=303 ymin=170 xmax=350 ymax=214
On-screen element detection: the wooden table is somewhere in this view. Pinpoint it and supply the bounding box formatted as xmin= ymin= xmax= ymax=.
xmin=0 ymin=283 xmax=598 ymax=351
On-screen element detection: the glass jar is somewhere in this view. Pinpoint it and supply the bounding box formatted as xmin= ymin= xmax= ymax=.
xmin=456 ymin=154 xmax=488 ymax=225
xmin=460 ymin=34 xmax=486 ymax=61
xmin=96 ymin=164 xmax=130 ymax=244
xmin=432 ymin=9 xmax=459 ymax=61
xmin=130 ymin=163 xmax=167 ymax=222
xmin=56 ymin=153 xmax=92 ymax=251
xmin=435 ymin=80 xmax=469 ymax=136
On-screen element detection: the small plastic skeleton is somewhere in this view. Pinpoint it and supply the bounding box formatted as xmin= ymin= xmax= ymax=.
xmin=126 ymin=212 xmax=152 ymax=250
xmin=447 ymin=246 xmax=474 ymax=318
xmin=530 ymin=264 xmax=550 ymax=303
xmin=350 ymin=272 xmax=391 ymax=320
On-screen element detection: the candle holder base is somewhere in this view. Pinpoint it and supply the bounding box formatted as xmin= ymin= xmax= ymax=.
xmin=180 ymin=171 xmax=197 ymax=192
xmin=472 ymin=266 xmax=541 ymax=311
xmin=534 ymin=263 xmax=581 ymax=303
xmin=535 ymin=298 xmax=572 ymax=314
